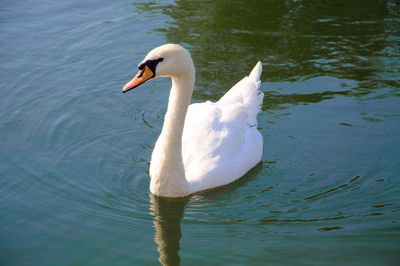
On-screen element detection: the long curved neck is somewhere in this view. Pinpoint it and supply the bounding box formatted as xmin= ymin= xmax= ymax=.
xmin=162 ymin=74 xmax=194 ymax=158
xmin=150 ymin=70 xmax=195 ymax=197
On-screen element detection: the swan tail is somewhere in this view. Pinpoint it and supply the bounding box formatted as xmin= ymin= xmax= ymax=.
xmin=218 ymin=61 xmax=263 ymax=125
xmin=244 ymin=62 xmax=263 ymax=126
xmin=249 ymin=61 xmax=262 ymax=82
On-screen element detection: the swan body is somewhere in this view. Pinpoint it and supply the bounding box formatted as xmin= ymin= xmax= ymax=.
xmin=123 ymin=44 xmax=263 ymax=197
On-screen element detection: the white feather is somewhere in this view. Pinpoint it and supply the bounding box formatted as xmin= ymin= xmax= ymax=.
xmin=183 ymin=62 xmax=264 ymax=192
xmin=125 ymin=44 xmax=264 ymax=197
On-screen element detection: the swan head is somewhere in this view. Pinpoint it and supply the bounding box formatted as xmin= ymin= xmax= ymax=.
xmin=122 ymin=44 xmax=194 ymax=93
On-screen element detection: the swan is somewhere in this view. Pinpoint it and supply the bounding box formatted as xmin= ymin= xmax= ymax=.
xmin=123 ymin=44 xmax=263 ymax=197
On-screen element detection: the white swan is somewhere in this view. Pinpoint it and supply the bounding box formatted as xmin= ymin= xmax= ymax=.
xmin=123 ymin=44 xmax=263 ymax=197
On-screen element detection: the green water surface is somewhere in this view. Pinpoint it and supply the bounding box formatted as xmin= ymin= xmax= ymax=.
xmin=1 ymin=0 xmax=399 ymax=265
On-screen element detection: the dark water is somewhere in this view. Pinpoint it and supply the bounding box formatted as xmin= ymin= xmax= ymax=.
xmin=1 ymin=0 xmax=400 ymax=265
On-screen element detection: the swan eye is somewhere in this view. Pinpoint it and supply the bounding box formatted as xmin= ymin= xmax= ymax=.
xmin=142 ymin=58 xmax=163 ymax=75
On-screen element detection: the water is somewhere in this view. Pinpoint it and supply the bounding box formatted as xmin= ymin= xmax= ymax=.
xmin=1 ymin=0 xmax=399 ymax=265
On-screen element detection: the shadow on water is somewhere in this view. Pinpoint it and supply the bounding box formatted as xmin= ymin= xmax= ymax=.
xmin=149 ymin=162 xmax=262 ymax=265
xmin=133 ymin=0 xmax=396 ymax=101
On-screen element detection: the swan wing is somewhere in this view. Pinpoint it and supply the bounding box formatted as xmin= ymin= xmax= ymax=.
xmin=182 ymin=62 xmax=263 ymax=192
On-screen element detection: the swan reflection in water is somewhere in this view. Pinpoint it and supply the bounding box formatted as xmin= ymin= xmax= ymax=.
xmin=149 ymin=163 xmax=263 ymax=265
xmin=149 ymin=194 xmax=188 ymax=266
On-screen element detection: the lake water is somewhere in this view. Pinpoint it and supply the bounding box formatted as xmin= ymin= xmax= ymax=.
xmin=1 ymin=0 xmax=399 ymax=265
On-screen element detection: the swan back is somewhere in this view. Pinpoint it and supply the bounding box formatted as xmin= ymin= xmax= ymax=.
xmin=182 ymin=62 xmax=264 ymax=192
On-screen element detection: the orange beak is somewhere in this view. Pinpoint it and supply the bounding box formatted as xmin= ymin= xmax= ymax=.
xmin=122 ymin=65 xmax=154 ymax=93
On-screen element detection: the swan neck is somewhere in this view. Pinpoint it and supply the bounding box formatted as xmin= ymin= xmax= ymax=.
xmin=164 ymin=73 xmax=194 ymax=150
xmin=150 ymin=70 xmax=194 ymax=197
